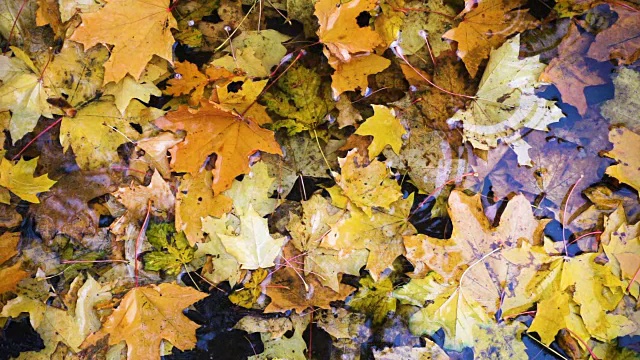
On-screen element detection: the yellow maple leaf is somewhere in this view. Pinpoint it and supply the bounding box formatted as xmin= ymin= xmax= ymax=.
xmin=603 ymin=127 xmax=640 ymax=193
xmin=176 ymin=170 xmax=232 ymax=246
xmin=218 ymin=205 xmax=285 ymax=269
xmin=0 ymin=153 xmax=56 ymax=204
xmin=354 ymin=105 xmax=406 ymax=160
xmin=334 ymin=150 xmax=402 ymax=216
xmin=83 ymin=283 xmax=207 ymax=360
xmin=69 ymin=0 xmax=177 ymax=84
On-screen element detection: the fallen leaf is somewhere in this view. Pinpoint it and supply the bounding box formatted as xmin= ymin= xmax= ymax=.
xmin=587 ymin=5 xmax=640 ymax=65
xmin=539 ymin=22 xmax=607 ymax=115
xmin=82 ymin=283 xmax=207 ymax=360
xmin=69 ymin=0 xmax=177 ymax=83
xmin=603 ymin=127 xmax=640 ymax=193
xmin=155 ymin=100 xmax=282 ymax=194
xmin=165 ymin=61 xmax=234 ymax=105
xmin=354 ymin=104 xmax=406 ymax=160
xmin=373 ymin=338 xmax=450 ymax=360
xmin=323 ymin=194 xmax=416 ymax=280
xmin=218 ymin=205 xmax=284 ymax=269
xmin=103 ymin=74 xmax=162 ymax=114
xmin=60 ymin=99 xmax=163 ymax=170
xmin=442 ymin=0 xmax=537 ymax=77
xmin=264 ymin=243 xmax=355 ymax=313
xmin=30 ymin=170 xmax=116 ymax=241
xmin=331 ymin=53 xmax=391 ymax=96
xmin=224 ymin=161 xmax=277 ymax=217
xmin=348 ymin=276 xmax=397 ymax=325
xmin=245 ymin=314 xmax=308 ymax=360
xmin=175 ymin=170 xmax=232 ymax=245
xmin=334 ymin=150 xmax=402 ymax=216
xmin=0 ymin=154 xmax=56 ymax=204
xmin=287 ymin=194 xmax=367 ymax=292
xmin=315 ymin=0 xmax=382 ymax=63
xmin=143 ymin=222 xmax=195 ymax=275
xmin=262 ymin=65 xmax=334 ymax=134
xmin=197 ymin=215 xmax=243 ymax=287
xmin=449 ymin=35 xmax=564 ymax=166
xmin=0 ymin=47 xmax=55 ymax=143
xmin=215 ymin=30 xmax=290 ymax=78
xmin=600 ymin=67 xmax=640 ymax=132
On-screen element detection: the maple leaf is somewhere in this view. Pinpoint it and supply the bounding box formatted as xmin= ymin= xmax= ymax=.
xmin=224 ymin=161 xmax=277 ymax=217
xmin=442 ymin=0 xmax=537 ymax=77
xmin=135 ymin=131 xmax=183 ymax=179
xmin=176 ymin=170 xmax=232 ymax=246
xmin=0 ymin=154 xmax=56 ymax=204
xmin=60 ymin=99 xmax=163 ymax=170
xmin=330 ymin=53 xmax=391 ymax=96
xmin=587 ymin=5 xmax=640 ymax=65
xmin=354 ymin=104 xmax=406 ymax=160
xmin=69 ymin=0 xmax=177 ymax=84
xmin=373 ymin=338 xmax=450 ymax=360
xmin=143 ymin=222 xmax=195 ymax=275
xmin=82 ymin=283 xmax=207 ymax=360
xmin=103 ymin=74 xmax=161 ymax=114
xmin=1 ymin=296 xmax=85 ymax=358
xmin=111 ymin=170 xmax=175 ymax=240
xmin=30 ymin=170 xmax=116 ymax=240
xmin=243 ymin=314 xmax=308 ymax=360
xmin=197 ymin=214 xmax=243 ymax=287
xmin=323 ymin=194 xmax=416 ymax=280
xmin=449 ymin=35 xmax=564 ymax=165
xmin=334 ymin=150 xmax=402 ymax=216
xmin=539 ymin=22 xmax=608 ymax=115
xmin=264 ymin=243 xmax=356 ymax=313
xmin=213 ymin=30 xmax=291 ymax=78
xmin=348 ymin=276 xmax=397 ymax=325
xmin=217 ymin=205 xmax=285 ymax=269
xmin=155 ymin=100 xmax=282 ymax=194
xmin=0 ymin=47 xmax=55 ymax=143
xmin=228 ymin=268 xmax=267 ymax=307
xmin=600 ymin=67 xmax=640 ymax=132
xmin=165 ymin=61 xmax=234 ymax=105
xmin=262 ymin=65 xmax=334 ymax=134
xmin=603 ymin=127 xmax=640 ymax=193
xmin=601 ymin=206 xmax=640 ymax=294
xmin=409 ymin=280 xmax=492 ymax=351
xmin=315 ymin=0 xmax=382 ymax=63
xmin=287 ymin=194 xmax=368 ymax=292
xmin=0 ymin=232 xmax=27 ymax=295
xmin=403 ymin=191 xmax=547 ymax=311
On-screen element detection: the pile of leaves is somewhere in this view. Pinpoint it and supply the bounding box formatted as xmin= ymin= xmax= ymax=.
xmin=0 ymin=0 xmax=639 ymax=358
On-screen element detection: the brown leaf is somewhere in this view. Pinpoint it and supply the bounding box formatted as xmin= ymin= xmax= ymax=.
xmin=539 ymin=22 xmax=608 ymax=115
xmin=264 ymin=244 xmax=355 ymax=313
xmin=30 ymin=170 xmax=117 ymax=241
xmin=587 ymin=5 xmax=640 ymax=65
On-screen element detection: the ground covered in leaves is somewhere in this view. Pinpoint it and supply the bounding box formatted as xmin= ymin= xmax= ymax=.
xmin=0 ymin=0 xmax=639 ymax=359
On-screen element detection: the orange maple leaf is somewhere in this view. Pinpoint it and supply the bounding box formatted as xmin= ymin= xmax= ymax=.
xmin=165 ymin=61 xmax=235 ymax=105
xmin=315 ymin=0 xmax=382 ymax=63
xmin=83 ymin=283 xmax=207 ymax=360
xmin=443 ymin=0 xmax=537 ymax=77
xmin=69 ymin=0 xmax=177 ymax=84
xmin=155 ymin=101 xmax=282 ymax=194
